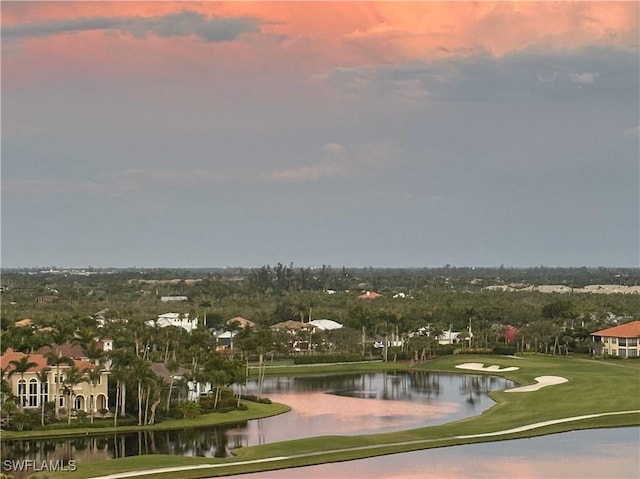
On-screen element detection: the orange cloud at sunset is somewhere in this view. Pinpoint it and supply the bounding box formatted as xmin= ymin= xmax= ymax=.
xmin=3 ymin=2 xmax=637 ymax=74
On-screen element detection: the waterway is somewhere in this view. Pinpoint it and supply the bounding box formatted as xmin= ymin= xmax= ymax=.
xmin=225 ymin=426 xmax=640 ymax=479
xmin=1 ymin=372 xmax=509 ymax=465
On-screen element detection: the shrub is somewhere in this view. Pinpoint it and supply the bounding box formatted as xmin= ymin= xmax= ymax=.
xmin=240 ymin=394 xmax=271 ymax=404
xmin=175 ymin=401 xmax=202 ymax=419
xmin=493 ymin=346 xmax=517 ymax=355
xmin=453 ymin=348 xmax=494 ymax=355
xmin=293 ymin=354 xmax=368 ymax=365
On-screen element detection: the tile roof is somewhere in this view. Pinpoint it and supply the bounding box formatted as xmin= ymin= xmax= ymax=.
xmin=36 ymin=342 xmax=86 ymax=359
xmin=1 ymin=348 xmax=96 ymax=373
xmin=270 ymin=320 xmax=314 ymax=330
xmin=359 ymin=291 xmax=382 ymax=299
xmin=592 ymin=321 xmax=640 ymax=338
xmin=227 ymin=316 xmax=256 ymax=328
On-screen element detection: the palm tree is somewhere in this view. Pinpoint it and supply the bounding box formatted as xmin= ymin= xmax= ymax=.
xmin=109 ymin=349 xmax=135 ymax=422
xmin=1 ymin=365 xmax=15 ymax=404
xmin=165 ymin=359 xmax=180 ymax=412
xmin=35 ymin=368 xmax=50 ymax=426
xmin=85 ymin=367 xmax=103 ymax=424
xmin=83 ymin=340 xmax=105 ymax=367
xmin=130 ymin=357 xmax=155 ymax=425
xmin=61 ymin=366 xmax=85 ymax=424
xmin=45 ymin=352 xmax=74 ymax=419
xmin=8 ymin=356 xmax=37 ymax=410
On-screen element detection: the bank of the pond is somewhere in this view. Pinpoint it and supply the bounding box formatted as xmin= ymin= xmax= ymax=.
xmin=29 ymin=355 xmax=640 ymax=479
xmin=2 ymin=360 xmax=406 ymax=442
xmin=0 ymin=401 xmax=290 ymax=441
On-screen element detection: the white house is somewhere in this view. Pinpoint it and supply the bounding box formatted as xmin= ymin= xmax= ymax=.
xmin=308 ymin=319 xmax=343 ymax=331
xmin=160 ymin=296 xmax=188 ymax=302
xmin=146 ymin=313 xmax=198 ymax=332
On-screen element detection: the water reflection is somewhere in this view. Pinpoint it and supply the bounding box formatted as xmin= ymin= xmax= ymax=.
xmin=222 ymin=427 xmax=640 ymax=479
xmin=1 ymin=372 xmax=511 ymax=470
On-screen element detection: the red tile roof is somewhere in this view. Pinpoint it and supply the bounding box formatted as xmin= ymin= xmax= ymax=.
xmin=227 ymin=316 xmax=256 ymax=328
xmin=36 ymin=342 xmax=86 ymax=359
xmin=592 ymin=321 xmax=640 ymax=338
xmin=1 ymin=348 xmax=95 ymax=373
xmin=359 ymin=291 xmax=382 ymax=299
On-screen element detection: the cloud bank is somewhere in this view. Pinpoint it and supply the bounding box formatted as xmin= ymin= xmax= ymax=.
xmin=1 ymin=10 xmax=261 ymax=42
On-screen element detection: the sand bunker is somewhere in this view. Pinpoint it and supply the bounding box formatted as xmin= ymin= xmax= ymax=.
xmin=504 ymin=376 xmax=568 ymax=393
xmin=455 ymin=363 xmax=520 ymax=372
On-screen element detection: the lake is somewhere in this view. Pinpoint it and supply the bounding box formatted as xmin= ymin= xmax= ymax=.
xmin=1 ymin=371 xmax=510 ymax=466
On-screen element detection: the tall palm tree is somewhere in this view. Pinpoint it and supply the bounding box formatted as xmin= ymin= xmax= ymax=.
xmin=61 ymin=366 xmax=85 ymax=424
xmin=85 ymin=367 xmax=103 ymax=424
xmin=83 ymin=340 xmax=105 ymax=367
xmin=35 ymin=368 xmax=50 ymax=426
xmin=109 ymin=349 xmax=135 ymax=422
xmin=130 ymin=357 xmax=155 ymax=426
xmin=1 ymin=365 xmax=15 ymax=404
xmin=8 ymin=356 xmax=37 ymax=410
xmin=45 ymin=352 xmax=74 ymax=419
xmin=165 ymin=359 xmax=180 ymax=412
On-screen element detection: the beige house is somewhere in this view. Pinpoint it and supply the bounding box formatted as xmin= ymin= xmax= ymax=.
xmin=1 ymin=348 xmax=109 ymax=413
xmin=591 ymin=321 xmax=640 ymax=358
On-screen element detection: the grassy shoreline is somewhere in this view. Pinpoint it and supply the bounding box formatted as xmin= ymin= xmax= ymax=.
xmin=16 ymin=355 xmax=640 ymax=479
xmin=0 ymin=401 xmax=290 ymax=440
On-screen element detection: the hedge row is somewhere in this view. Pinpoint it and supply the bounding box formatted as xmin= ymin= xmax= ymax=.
xmin=292 ymin=354 xmax=370 ymax=365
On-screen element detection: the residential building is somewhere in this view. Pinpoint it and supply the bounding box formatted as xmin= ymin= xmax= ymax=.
xmin=591 ymin=321 xmax=640 ymax=358
xmin=146 ymin=312 xmax=198 ymax=332
xmin=358 ymin=291 xmax=382 ymax=299
xmin=1 ymin=348 xmax=109 ymax=413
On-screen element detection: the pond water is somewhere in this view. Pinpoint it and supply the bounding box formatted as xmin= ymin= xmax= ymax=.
xmin=1 ymin=371 xmax=510 ymax=468
xmin=225 ymin=426 xmax=640 ymax=479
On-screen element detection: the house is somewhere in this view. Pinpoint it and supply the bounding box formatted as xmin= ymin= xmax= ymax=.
xmin=1 ymin=348 xmax=109 ymax=413
xmin=226 ymin=316 xmax=256 ymax=329
xmin=359 ymin=291 xmax=382 ymax=299
xmin=270 ymin=321 xmax=316 ymax=353
xmin=214 ymin=331 xmax=237 ymax=350
xmin=146 ymin=312 xmax=198 ymax=332
xmin=160 ymin=296 xmax=188 ymax=302
xmin=308 ymin=319 xmax=343 ymax=331
xmin=270 ymin=320 xmax=315 ymax=332
xmin=591 ymin=321 xmax=640 ymax=358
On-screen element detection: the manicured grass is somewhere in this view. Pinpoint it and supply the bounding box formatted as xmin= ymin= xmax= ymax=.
xmin=250 ymin=359 xmax=409 ymax=377
xmin=0 ymin=401 xmax=290 ymax=440
xmin=30 ymin=355 xmax=640 ymax=479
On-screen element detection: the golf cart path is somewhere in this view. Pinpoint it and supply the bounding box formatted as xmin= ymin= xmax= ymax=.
xmin=85 ymin=409 xmax=640 ymax=479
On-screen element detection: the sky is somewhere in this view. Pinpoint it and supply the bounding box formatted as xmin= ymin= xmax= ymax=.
xmin=1 ymin=1 xmax=639 ymax=269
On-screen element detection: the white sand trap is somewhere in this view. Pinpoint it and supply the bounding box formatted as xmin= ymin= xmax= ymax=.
xmin=504 ymin=375 xmax=568 ymax=393
xmin=455 ymin=362 xmax=520 ymax=372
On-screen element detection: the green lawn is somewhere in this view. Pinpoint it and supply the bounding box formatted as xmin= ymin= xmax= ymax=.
xmin=1 ymin=401 xmax=290 ymax=440
xmin=29 ymin=355 xmax=640 ymax=479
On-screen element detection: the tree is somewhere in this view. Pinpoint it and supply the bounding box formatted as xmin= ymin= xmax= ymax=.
xmin=61 ymin=367 xmax=85 ymax=424
xmin=130 ymin=357 xmax=155 ymax=425
xmin=85 ymin=367 xmax=103 ymax=424
xmin=1 ymin=365 xmax=14 ymax=404
xmin=7 ymin=356 xmax=37 ymax=410
xmin=165 ymin=359 xmax=180 ymax=412
xmin=45 ymin=352 xmax=74 ymax=419
xmin=35 ymin=368 xmax=50 ymax=426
